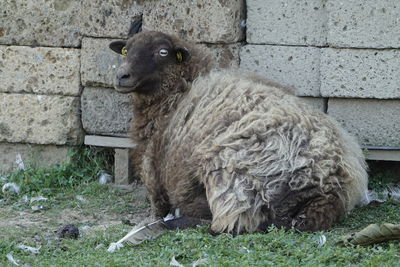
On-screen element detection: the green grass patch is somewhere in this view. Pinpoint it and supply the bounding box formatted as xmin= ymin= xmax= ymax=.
xmin=1 ymin=205 xmax=399 ymax=266
xmin=369 ymin=171 xmax=399 ymax=191
xmin=1 ymin=151 xmax=399 ymax=266
xmin=0 ymin=147 xmax=112 ymax=199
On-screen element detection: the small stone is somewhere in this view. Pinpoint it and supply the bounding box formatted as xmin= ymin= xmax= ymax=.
xmin=98 ymin=171 xmax=113 ymax=184
xmin=121 ymin=219 xmax=135 ymax=226
xmin=95 ymin=243 xmax=105 ymax=249
xmin=75 ymin=195 xmax=87 ymax=202
xmin=2 ymin=183 xmax=20 ymax=196
xmin=31 ymin=205 xmax=44 ymax=212
xmin=57 ymin=224 xmax=80 ymax=239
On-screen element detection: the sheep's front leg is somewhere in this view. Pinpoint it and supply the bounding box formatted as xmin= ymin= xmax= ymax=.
xmin=146 ymin=186 xmax=171 ymax=218
xmin=141 ymin=155 xmax=171 ymax=217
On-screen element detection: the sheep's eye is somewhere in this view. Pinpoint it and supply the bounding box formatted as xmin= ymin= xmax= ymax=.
xmin=159 ymin=49 xmax=169 ymax=57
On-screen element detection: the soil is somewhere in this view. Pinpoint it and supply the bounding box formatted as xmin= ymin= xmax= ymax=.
xmin=0 ymin=183 xmax=153 ymax=241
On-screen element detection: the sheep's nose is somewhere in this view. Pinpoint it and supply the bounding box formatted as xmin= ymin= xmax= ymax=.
xmin=117 ymin=73 xmax=131 ymax=81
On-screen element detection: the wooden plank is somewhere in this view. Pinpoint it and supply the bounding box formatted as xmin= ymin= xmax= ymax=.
xmin=114 ymin=148 xmax=133 ymax=185
xmin=364 ymin=149 xmax=400 ymax=161
xmin=85 ymin=136 xmax=400 ymax=161
xmin=84 ymin=135 xmax=136 ymax=148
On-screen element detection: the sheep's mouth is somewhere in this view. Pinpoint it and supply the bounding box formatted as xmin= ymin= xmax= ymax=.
xmin=115 ymin=77 xmax=159 ymax=94
xmin=114 ymin=81 xmax=146 ymax=94
xmin=114 ymin=85 xmax=138 ymax=94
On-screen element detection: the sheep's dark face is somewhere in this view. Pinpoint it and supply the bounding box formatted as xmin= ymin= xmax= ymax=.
xmin=109 ymin=32 xmax=190 ymax=94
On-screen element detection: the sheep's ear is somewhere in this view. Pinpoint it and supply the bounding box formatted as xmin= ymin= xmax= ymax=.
xmin=175 ymin=47 xmax=191 ymax=63
xmin=109 ymin=40 xmax=127 ymax=55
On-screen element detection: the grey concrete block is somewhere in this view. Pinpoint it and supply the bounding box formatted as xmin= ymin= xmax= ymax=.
xmin=0 ymin=143 xmax=71 ymax=175
xmin=240 ymin=45 xmax=321 ymax=96
xmin=81 ymin=38 xmax=124 ymax=88
xmin=0 ymin=0 xmax=81 ymax=47
xmin=298 ymin=97 xmax=326 ymax=112
xmin=0 ymin=93 xmax=83 ymax=145
xmin=246 ymin=0 xmax=328 ymax=45
xmin=143 ymin=0 xmax=244 ymax=43
xmin=0 ymin=45 xmax=81 ymax=96
xmin=321 ymin=48 xmax=400 ymax=99
xmin=327 ymin=0 xmax=400 ymax=48
xmin=80 ymin=0 xmax=143 ymax=39
xmin=327 ymin=98 xmax=400 ymax=147
xmin=81 ymin=87 xmax=133 ymax=134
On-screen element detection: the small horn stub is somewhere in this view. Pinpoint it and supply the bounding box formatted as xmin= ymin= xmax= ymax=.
xmin=128 ymin=17 xmax=143 ymax=37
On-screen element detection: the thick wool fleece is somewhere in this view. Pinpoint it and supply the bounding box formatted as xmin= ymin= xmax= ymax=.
xmin=139 ymin=69 xmax=369 ymax=234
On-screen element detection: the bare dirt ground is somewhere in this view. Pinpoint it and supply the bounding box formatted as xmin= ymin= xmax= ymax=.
xmin=0 ymin=183 xmax=152 ymax=243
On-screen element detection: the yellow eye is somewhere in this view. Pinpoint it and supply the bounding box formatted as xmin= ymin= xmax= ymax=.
xmin=121 ymin=47 xmax=128 ymax=56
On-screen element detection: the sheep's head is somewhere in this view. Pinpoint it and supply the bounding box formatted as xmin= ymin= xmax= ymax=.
xmin=109 ymin=31 xmax=191 ymax=95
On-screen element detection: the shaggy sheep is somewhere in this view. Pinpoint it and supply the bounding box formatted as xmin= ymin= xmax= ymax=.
xmin=109 ymin=31 xmax=369 ymax=234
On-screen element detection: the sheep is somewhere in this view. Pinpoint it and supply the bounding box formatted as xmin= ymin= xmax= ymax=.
xmin=109 ymin=31 xmax=369 ymax=234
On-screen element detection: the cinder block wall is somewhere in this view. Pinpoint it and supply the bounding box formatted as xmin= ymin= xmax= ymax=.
xmin=241 ymin=0 xmax=400 ymax=147
xmin=1 ymin=0 xmax=399 ymax=173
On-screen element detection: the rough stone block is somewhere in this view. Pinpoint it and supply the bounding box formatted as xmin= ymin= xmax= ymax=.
xmin=321 ymin=48 xmax=400 ymax=99
xmin=327 ymin=0 xmax=400 ymax=48
xmin=0 ymin=46 xmax=81 ymax=96
xmin=240 ymin=45 xmax=321 ymax=96
xmin=0 ymin=143 xmax=71 ymax=175
xmin=299 ymin=97 xmax=326 ymax=112
xmin=0 ymin=0 xmax=81 ymax=47
xmin=81 ymin=87 xmax=133 ymax=134
xmin=327 ymin=99 xmax=400 ymax=147
xmin=246 ymin=0 xmax=327 ymax=45
xmin=143 ymin=0 xmax=244 ymax=43
xmin=80 ymin=0 xmax=143 ymax=38
xmin=200 ymin=43 xmax=241 ymax=68
xmin=0 ymin=94 xmax=83 ymax=145
xmin=81 ymin=38 xmax=124 ymax=87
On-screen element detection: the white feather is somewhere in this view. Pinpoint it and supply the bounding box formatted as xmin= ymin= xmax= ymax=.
xmin=108 ymin=213 xmax=177 ymax=252
xmin=16 ymin=244 xmax=40 ymax=254
xmin=6 ymin=253 xmax=19 ymax=266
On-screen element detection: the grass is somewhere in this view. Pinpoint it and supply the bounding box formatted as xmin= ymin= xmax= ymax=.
xmin=1 ymin=147 xmax=112 ymax=198
xmin=1 ymin=149 xmax=399 ymax=266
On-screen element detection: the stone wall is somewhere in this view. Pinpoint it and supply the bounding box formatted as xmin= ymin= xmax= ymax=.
xmin=241 ymin=0 xmax=400 ymax=147
xmin=1 ymin=0 xmax=399 ymax=173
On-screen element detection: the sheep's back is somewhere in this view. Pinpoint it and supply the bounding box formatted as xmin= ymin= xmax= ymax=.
xmin=161 ymin=70 xmax=368 ymax=212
